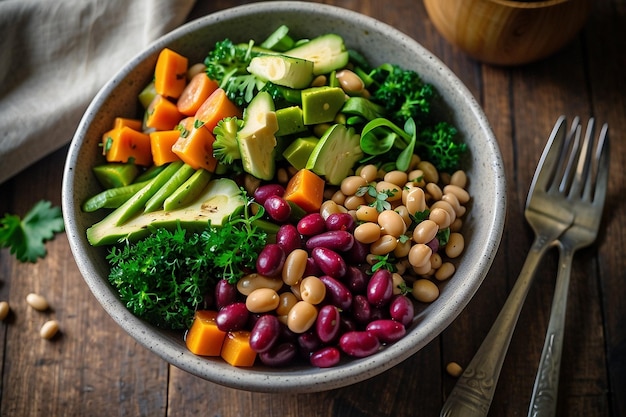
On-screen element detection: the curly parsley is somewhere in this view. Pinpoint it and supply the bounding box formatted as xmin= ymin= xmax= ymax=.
xmin=106 ymin=198 xmax=267 ymax=330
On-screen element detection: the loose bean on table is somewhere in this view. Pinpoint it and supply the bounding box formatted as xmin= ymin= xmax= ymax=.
xmin=26 ymin=293 xmax=49 ymax=311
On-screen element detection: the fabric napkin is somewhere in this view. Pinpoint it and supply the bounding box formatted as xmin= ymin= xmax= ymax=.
xmin=0 ymin=0 xmax=196 ymax=184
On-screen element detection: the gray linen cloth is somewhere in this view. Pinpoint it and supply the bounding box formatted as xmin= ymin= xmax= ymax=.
xmin=0 ymin=0 xmax=196 ymax=184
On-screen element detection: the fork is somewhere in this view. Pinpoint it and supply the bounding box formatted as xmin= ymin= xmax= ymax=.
xmin=527 ymin=118 xmax=609 ymax=417
xmin=440 ymin=116 xmax=584 ymax=417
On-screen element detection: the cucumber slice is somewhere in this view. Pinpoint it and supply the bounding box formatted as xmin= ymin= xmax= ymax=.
xmin=284 ymin=33 xmax=349 ymax=75
xmin=305 ymin=124 xmax=363 ymax=185
xmin=247 ymin=54 xmax=314 ymax=89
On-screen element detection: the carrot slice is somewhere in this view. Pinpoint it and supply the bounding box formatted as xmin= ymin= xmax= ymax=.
xmin=149 ymin=130 xmax=181 ymax=166
xmin=185 ymin=311 xmax=226 ymax=356
xmin=144 ymin=95 xmax=182 ymax=131
xmin=102 ymin=127 xmax=152 ymax=166
xmin=154 ymin=48 xmax=188 ymax=99
xmin=113 ymin=117 xmax=143 ymax=131
xmin=194 ymin=88 xmax=242 ymax=133
xmin=172 ymin=122 xmax=218 ymax=172
xmin=177 ymin=72 xmax=219 ymax=116
xmin=283 ymin=169 xmax=326 ymax=213
xmin=220 ymin=331 xmax=257 ymax=367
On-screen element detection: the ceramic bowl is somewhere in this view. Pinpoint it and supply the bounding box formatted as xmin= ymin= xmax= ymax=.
xmin=62 ymin=1 xmax=506 ymax=393
xmin=424 ymin=0 xmax=592 ymax=66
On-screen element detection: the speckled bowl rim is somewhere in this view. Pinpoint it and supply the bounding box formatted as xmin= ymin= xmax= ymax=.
xmin=62 ymin=1 xmax=506 ymax=393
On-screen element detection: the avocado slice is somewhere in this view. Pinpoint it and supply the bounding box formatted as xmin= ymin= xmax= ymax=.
xmin=238 ymin=91 xmax=279 ymax=180
xmin=86 ymin=178 xmax=245 ymax=246
xmin=301 ymin=86 xmax=346 ymax=125
xmin=305 ymin=124 xmax=363 ymax=185
xmin=284 ymin=33 xmax=350 ymax=75
xmin=247 ymin=54 xmax=314 ymax=89
xmin=283 ymin=136 xmax=319 ymax=170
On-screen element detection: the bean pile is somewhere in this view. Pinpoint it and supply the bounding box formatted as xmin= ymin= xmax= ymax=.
xmin=208 ymin=157 xmax=470 ymax=368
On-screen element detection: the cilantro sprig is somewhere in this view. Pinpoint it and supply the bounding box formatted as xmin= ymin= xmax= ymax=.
xmin=0 ymin=200 xmax=65 ymax=263
xmin=106 ymin=193 xmax=267 ymax=330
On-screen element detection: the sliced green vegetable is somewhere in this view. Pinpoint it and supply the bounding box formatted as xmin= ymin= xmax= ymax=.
xmin=301 ymin=86 xmax=346 ymax=125
xmin=260 ymin=25 xmax=295 ymax=52
xmin=283 ymin=136 xmax=319 ymax=170
xmin=83 ymin=180 xmax=150 ymax=212
xmin=163 ymin=168 xmax=212 ymax=211
xmin=247 ymin=54 xmax=314 ymax=89
xmin=93 ymin=163 xmax=139 ymax=189
xmin=284 ymin=33 xmax=349 ymax=75
xmin=144 ymin=163 xmax=195 ymax=213
xmin=305 ymin=124 xmax=363 ymax=185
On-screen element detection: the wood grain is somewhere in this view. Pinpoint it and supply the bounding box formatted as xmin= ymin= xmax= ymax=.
xmin=0 ymin=1 xmax=624 ymax=416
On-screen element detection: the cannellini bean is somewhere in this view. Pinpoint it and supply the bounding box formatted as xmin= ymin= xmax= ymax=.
xmin=282 ymin=249 xmax=308 ymax=286
xmin=443 ymin=184 xmax=471 ymax=204
xmin=393 ymin=238 xmax=412 ymax=258
xmin=417 ymin=161 xmax=439 ymax=184
xmin=394 ymin=205 xmax=412 ymax=226
xmin=237 ymin=273 xmax=283 ymax=296
xmin=412 ymin=279 xmax=439 ymax=303
xmin=26 ymin=293 xmax=49 ymax=311
xmin=354 ymin=222 xmax=382 ymax=244
xmin=320 ymin=200 xmax=346 ymax=219
xmin=383 ymin=170 xmax=408 ymax=187
xmin=331 ymin=189 xmax=346 ymax=205
xmin=276 ymin=292 xmax=299 ymax=316
xmin=404 ymin=187 xmax=427 ymax=215
xmin=370 ymin=234 xmax=398 ymax=255
xmin=430 ymin=253 xmax=443 ymax=270
xmin=408 ymin=243 xmax=432 ymax=268
xmin=412 ymin=219 xmax=439 ymax=244
xmin=450 ymin=170 xmax=468 ymax=188
xmin=343 ymin=195 xmax=366 ymax=210
xmin=246 ymin=288 xmax=280 ymax=313
xmin=442 ymin=192 xmax=466 ymax=217
xmin=287 ymin=301 xmax=318 ymax=333
xmin=299 ymin=276 xmax=327 ymax=305
xmin=445 ymin=233 xmax=465 ymax=258
xmin=377 ymin=210 xmax=406 ymax=237
xmin=429 ymin=207 xmax=452 ymax=229
xmin=435 ymin=262 xmax=456 ymax=281
xmin=40 ymin=320 xmax=60 ymax=339
xmin=450 ymin=218 xmax=463 ymax=232
xmin=358 ymin=164 xmax=378 ymax=182
xmin=356 ymin=205 xmax=379 ymax=222
xmin=0 ymin=301 xmax=10 ymax=321
xmin=376 ymin=181 xmax=402 ymax=201
xmin=391 ymin=273 xmax=406 ymax=295
xmin=311 ymin=74 xmax=327 ymax=87
xmin=425 ymin=182 xmax=443 ymax=201
xmin=340 ymin=175 xmax=367 ymax=196
xmin=407 ymin=169 xmax=426 ymax=186
xmin=431 ymin=200 xmax=457 ymax=224
xmin=336 ymin=69 xmax=365 ymax=94
xmin=446 ymin=361 xmax=464 ymax=377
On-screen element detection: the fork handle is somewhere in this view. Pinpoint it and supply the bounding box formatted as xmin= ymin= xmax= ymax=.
xmin=527 ymin=243 xmax=574 ymax=417
xmin=440 ymin=235 xmax=554 ymax=417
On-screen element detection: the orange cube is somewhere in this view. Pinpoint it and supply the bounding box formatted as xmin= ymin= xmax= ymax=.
xmin=220 ymin=331 xmax=257 ymax=367
xmin=185 ymin=311 xmax=226 ymax=357
xmin=149 ymin=130 xmax=181 ymax=166
xmin=145 ymin=95 xmax=183 ymax=131
xmin=102 ymin=126 xmax=152 ymax=166
xmin=172 ymin=124 xmax=218 ymax=172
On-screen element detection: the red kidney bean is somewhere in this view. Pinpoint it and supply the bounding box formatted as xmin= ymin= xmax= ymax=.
xmin=305 ymin=230 xmax=354 ymax=252
xmin=310 ymin=346 xmax=341 ymax=368
xmin=315 ymin=305 xmax=341 ymax=343
xmin=303 ymin=257 xmax=322 ymax=277
xmin=351 ymin=294 xmax=372 ymax=325
xmin=389 ymin=294 xmax=414 ymax=327
xmin=325 ymin=212 xmax=355 ymax=232
xmin=259 ymin=341 xmax=297 ymax=367
xmin=254 ymin=184 xmax=285 ymax=205
xmin=297 ymin=213 xmax=326 ymax=236
xmin=339 ymin=331 xmax=380 ymax=358
xmin=319 ymin=275 xmax=353 ymax=310
xmin=249 ymin=314 xmax=281 ymax=353
xmin=427 ymin=237 xmax=440 ymax=253
xmin=297 ymin=331 xmax=322 ymax=358
xmin=345 ymin=266 xmax=368 ymax=294
xmin=367 ymin=269 xmax=394 ymax=307
xmin=344 ymin=239 xmax=369 ymax=264
xmin=215 ymin=279 xmax=238 ymax=310
xmin=276 ymin=224 xmax=302 ymax=254
xmin=366 ymin=319 xmax=406 ymax=343
xmin=340 ymin=315 xmax=358 ymax=333
xmin=256 ymin=243 xmax=286 ymax=277
xmin=312 ymin=247 xmax=347 ymax=278
xmin=216 ymin=302 xmax=249 ymax=332
xmin=264 ymin=195 xmax=292 ymax=222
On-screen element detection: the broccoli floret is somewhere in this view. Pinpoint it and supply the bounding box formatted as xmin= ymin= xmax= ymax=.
xmin=369 ymin=63 xmax=434 ymax=125
xmin=417 ymin=122 xmax=467 ymax=172
xmin=213 ymin=117 xmax=243 ymax=164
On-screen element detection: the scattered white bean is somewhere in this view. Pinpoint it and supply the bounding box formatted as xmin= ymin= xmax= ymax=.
xmin=40 ymin=320 xmax=60 ymax=340
xmin=26 ymin=293 xmax=49 ymax=311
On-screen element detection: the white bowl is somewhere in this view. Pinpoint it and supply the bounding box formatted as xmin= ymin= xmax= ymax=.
xmin=62 ymin=1 xmax=505 ymax=393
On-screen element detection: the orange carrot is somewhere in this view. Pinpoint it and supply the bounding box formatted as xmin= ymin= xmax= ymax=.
xmin=144 ymin=95 xmax=183 ymax=131
xmin=154 ymin=48 xmax=188 ymax=99
xmin=149 ymin=130 xmax=181 ymax=166
xmin=220 ymin=331 xmax=257 ymax=367
xmin=172 ymin=122 xmax=218 ymax=172
xmin=102 ymin=127 xmax=152 ymax=166
xmin=283 ymin=169 xmax=326 ymax=213
xmin=113 ymin=117 xmax=143 ymax=131
xmin=194 ymin=88 xmax=242 ymax=133
xmin=185 ymin=311 xmax=226 ymax=356
xmin=177 ymin=72 xmax=219 ymax=117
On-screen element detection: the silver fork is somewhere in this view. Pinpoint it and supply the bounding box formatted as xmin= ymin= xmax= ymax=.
xmin=527 ymin=118 xmax=609 ymax=417
xmin=440 ymin=116 xmax=584 ymax=417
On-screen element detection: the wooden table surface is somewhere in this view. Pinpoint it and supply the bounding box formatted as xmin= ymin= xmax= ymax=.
xmin=1 ymin=1 xmax=625 ymax=416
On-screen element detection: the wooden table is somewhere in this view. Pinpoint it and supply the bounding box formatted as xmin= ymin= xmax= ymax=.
xmin=1 ymin=1 xmax=624 ymax=416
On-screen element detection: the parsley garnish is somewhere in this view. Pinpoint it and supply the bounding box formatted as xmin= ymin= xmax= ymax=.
xmin=355 ymin=184 xmax=396 ymax=212
xmin=106 ymin=195 xmax=267 ymax=329
xmin=0 ymin=200 xmax=65 ymax=263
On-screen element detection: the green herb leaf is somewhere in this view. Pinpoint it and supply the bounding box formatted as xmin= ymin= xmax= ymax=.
xmin=0 ymin=200 xmax=65 ymax=263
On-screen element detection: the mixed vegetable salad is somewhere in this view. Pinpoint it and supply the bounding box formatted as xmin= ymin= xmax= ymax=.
xmin=83 ymin=25 xmax=470 ymax=368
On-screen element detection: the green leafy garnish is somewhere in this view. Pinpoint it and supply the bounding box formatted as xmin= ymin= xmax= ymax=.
xmin=355 ymin=184 xmax=396 ymax=212
xmin=106 ymin=194 xmax=267 ymax=329
xmin=370 ymin=253 xmax=396 ymax=273
xmin=0 ymin=200 xmax=64 ymax=263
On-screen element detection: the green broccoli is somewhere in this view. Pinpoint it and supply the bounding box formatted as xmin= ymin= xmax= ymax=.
xmin=213 ymin=117 xmax=243 ymax=164
xmin=204 ymin=39 xmax=285 ymax=107
xmin=369 ymin=63 xmax=434 ymax=126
